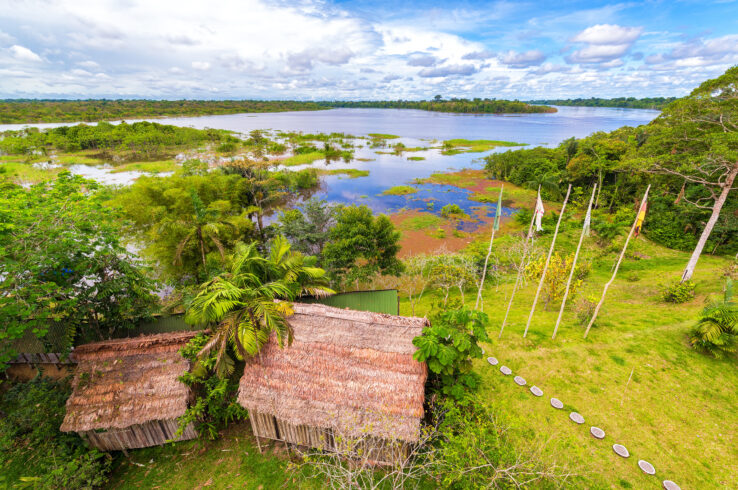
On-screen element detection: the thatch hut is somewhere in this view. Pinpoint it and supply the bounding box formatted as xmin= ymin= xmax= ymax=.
xmin=237 ymin=303 xmax=428 ymax=462
xmin=60 ymin=331 xmax=200 ymax=451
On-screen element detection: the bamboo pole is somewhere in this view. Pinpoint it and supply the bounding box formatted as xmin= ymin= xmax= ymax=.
xmin=523 ymin=184 xmax=572 ymax=338
xmin=583 ymin=185 xmax=651 ymax=339
xmin=552 ymin=184 xmax=597 ymax=339
xmin=498 ymin=187 xmax=539 ymax=338
xmin=475 ymin=185 xmax=503 ymax=310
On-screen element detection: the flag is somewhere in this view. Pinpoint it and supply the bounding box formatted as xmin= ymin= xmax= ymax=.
xmin=634 ymin=200 xmax=648 ymax=237
xmin=534 ymin=191 xmax=544 ymax=232
xmin=583 ymin=205 xmax=592 ymax=237
xmin=493 ymin=187 xmax=503 ymax=230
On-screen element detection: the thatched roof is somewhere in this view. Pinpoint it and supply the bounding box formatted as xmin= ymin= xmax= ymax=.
xmin=60 ymin=331 xmax=199 ymax=433
xmin=237 ymin=303 xmax=428 ymax=443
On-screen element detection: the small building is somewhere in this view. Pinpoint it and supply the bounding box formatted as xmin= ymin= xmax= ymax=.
xmin=237 ymin=303 xmax=428 ymax=462
xmin=60 ymin=331 xmax=200 ymax=451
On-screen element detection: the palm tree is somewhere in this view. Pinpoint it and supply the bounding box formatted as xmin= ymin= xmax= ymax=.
xmin=524 ymin=172 xmax=562 ymax=200
xmin=185 ymin=236 xmax=333 ymax=377
xmin=690 ymin=278 xmax=737 ymax=358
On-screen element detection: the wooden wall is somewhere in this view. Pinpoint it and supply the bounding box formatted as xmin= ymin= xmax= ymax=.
xmin=80 ymin=419 xmax=196 ymax=451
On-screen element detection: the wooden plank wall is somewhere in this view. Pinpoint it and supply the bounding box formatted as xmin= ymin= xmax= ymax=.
xmin=81 ymin=420 xmax=196 ymax=451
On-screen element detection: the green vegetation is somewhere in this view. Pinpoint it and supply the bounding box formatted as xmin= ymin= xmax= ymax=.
xmin=366 ymin=133 xmax=399 ymax=139
xmin=441 ymin=138 xmax=523 ymax=155
xmin=0 ymin=99 xmax=327 ymax=124
xmin=280 ymin=151 xmax=324 ymax=166
xmin=317 ymin=168 xmax=369 ymax=178
xmin=382 ymin=185 xmax=418 ymax=195
xmin=0 ymin=378 xmax=112 ymax=489
xmin=0 ymin=172 xmax=158 ymax=368
xmin=320 ymin=98 xmax=556 ymax=114
xmin=530 ymin=97 xmax=677 ymax=110
xmin=440 ymin=203 xmax=468 ymax=219
xmin=690 ymin=278 xmax=737 ymax=357
xmin=407 ymin=155 xmax=426 ymax=161
xmin=109 ymin=159 xmax=177 ymax=173
xmin=397 ymin=212 xmax=444 ymax=231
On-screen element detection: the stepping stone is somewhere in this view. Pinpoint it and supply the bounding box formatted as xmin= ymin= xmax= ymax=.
xmin=569 ymin=412 xmax=585 ymax=424
xmin=590 ymin=427 xmax=605 ymax=439
xmin=514 ymin=376 xmax=526 ymax=386
xmin=550 ymin=398 xmax=564 ymax=409
xmin=487 ymin=357 xmax=498 ymax=366
xmin=662 ymin=481 xmax=680 ymax=490
xmin=530 ymin=386 xmax=543 ymax=397
xmin=613 ymin=444 xmax=630 ymax=458
xmin=638 ymin=460 xmax=656 ymax=475
xmin=500 ymin=365 xmax=512 ymax=375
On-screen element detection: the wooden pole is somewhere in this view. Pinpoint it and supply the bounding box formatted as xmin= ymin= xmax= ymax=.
xmin=498 ymin=187 xmax=539 ymax=338
xmin=523 ymin=185 xmax=572 ymax=337
xmin=584 ymin=185 xmax=651 ymax=339
xmin=552 ymin=184 xmax=597 ymax=339
xmin=475 ymin=185 xmax=503 ymax=310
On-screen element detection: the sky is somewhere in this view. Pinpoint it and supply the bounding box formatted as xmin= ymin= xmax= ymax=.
xmin=0 ymin=0 xmax=737 ymax=100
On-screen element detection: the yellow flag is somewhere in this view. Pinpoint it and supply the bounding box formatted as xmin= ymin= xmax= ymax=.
xmin=634 ymin=202 xmax=647 ymax=237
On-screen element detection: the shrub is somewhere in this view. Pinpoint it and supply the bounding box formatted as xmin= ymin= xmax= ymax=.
xmin=412 ymin=305 xmax=489 ymax=402
xmin=690 ymin=279 xmax=737 ymax=358
xmin=0 ymin=377 xmax=112 ymax=489
xmin=216 ymin=141 xmax=238 ymax=153
xmin=662 ymin=280 xmax=696 ymax=303
xmin=440 ymin=203 xmax=467 ymax=219
xmin=575 ymin=295 xmax=599 ymax=326
xmin=524 ymin=252 xmax=590 ymax=310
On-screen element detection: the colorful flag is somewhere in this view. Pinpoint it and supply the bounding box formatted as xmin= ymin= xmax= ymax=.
xmin=583 ymin=206 xmax=592 ymax=237
xmin=634 ymin=200 xmax=648 ymax=237
xmin=534 ymin=191 xmax=544 ymax=232
xmin=493 ymin=187 xmax=503 ymax=230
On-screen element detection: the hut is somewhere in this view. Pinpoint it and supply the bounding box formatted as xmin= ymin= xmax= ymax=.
xmin=237 ymin=303 xmax=428 ymax=462
xmin=60 ymin=331 xmax=200 ymax=451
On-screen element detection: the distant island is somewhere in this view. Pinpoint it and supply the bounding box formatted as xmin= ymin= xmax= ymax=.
xmin=0 ymin=98 xmax=555 ymax=124
xmin=529 ymin=97 xmax=676 ymax=110
xmin=318 ymin=99 xmax=556 ymax=114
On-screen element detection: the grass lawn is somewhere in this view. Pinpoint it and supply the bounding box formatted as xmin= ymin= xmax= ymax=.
xmin=0 ymin=160 xmax=64 ymax=183
xmin=404 ymin=231 xmax=737 ymax=489
xmin=107 ymin=423 xmax=317 ymax=489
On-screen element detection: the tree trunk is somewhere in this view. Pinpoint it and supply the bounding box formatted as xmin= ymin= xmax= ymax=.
xmin=197 ymin=227 xmax=207 ymax=267
xmin=680 ymin=162 xmax=738 ymax=282
xmin=594 ymin=169 xmax=603 ymax=209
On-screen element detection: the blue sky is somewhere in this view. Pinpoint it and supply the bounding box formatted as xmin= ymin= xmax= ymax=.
xmin=0 ymin=0 xmax=737 ymax=99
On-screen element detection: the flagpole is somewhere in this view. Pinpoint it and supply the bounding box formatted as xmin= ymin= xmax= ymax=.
xmin=584 ymin=185 xmax=651 ymax=339
xmin=475 ymin=185 xmax=503 ymax=311
xmin=523 ymin=184 xmax=572 ymax=338
xmin=552 ymin=184 xmax=596 ymax=339
xmin=499 ymin=185 xmax=539 ymax=338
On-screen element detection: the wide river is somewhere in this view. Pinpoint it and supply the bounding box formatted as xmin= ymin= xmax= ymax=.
xmin=2 ymin=106 xmax=659 ymax=223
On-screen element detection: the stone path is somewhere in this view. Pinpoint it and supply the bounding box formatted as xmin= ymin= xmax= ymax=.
xmin=488 ymin=353 xmax=681 ymax=489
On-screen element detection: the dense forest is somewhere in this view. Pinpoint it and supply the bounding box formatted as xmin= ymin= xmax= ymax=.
xmin=319 ymin=98 xmax=556 ymax=113
xmin=529 ymin=97 xmax=677 ymax=110
xmin=0 ymin=99 xmax=327 ymax=124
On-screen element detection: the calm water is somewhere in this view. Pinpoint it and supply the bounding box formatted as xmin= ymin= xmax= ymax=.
xmin=2 ymin=106 xmax=659 ymax=225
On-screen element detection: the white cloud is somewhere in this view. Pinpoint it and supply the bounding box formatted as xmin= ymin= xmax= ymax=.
xmin=418 ymin=64 xmax=479 ymax=78
xmin=499 ymin=50 xmax=546 ymax=68
xmin=191 ymin=61 xmax=211 ymax=70
xmin=571 ymin=24 xmax=643 ymax=45
xmin=8 ymin=45 xmax=42 ymax=62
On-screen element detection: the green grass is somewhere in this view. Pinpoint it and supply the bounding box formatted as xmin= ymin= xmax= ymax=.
xmin=55 ymin=152 xmax=103 ymax=165
xmin=367 ymin=133 xmax=400 ymax=139
xmin=439 ymin=139 xmax=524 ymax=154
xmin=110 ymin=160 xmax=178 ymax=174
xmin=281 ymin=151 xmax=325 ymax=166
xmin=0 ymin=161 xmax=64 ymax=183
xmin=317 ymin=168 xmax=369 ymax=178
xmin=382 ymin=185 xmax=418 ymax=196
xmin=407 ymin=156 xmax=426 ymax=161
xmin=397 ymin=212 xmax=444 ymax=231
xmin=403 ymin=231 xmax=737 ymax=489
xmin=107 ymin=423 xmax=319 ymax=489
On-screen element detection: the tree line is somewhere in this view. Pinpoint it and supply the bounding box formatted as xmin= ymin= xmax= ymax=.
xmin=0 ymin=99 xmax=327 ymax=124
xmin=319 ymin=98 xmax=556 ymax=114
xmin=528 ymin=97 xmax=677 ymax=110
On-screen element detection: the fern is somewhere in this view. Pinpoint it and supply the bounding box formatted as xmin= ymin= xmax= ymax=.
xmin=690 ymin=279 xmax=737 ymax=358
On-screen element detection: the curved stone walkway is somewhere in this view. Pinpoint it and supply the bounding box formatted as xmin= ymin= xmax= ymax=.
xmin=488 ymin=353 xmax=681 ymax=490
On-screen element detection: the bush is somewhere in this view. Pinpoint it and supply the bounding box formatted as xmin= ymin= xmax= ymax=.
xmin=524 ymin=252 xmax=590 ymax=310
xmin=412 ymin=305 xmax=489 ymax=401
xmin=216 ymin=141 xmax=238 ymax=153
xmin=690 ymin=279 xmax=737 ymax=358
xmin=440 ymin=203 xmax=467 ymax=219
xmin=0 ymin=377 xmax=112 ymax=489
xmin=662 ymin=280 xmax=696 ymax=303
xmin=575 ymin=295 xmax=599 ymax=326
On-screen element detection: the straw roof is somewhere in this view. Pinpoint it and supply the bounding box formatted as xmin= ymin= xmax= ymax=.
xmin=237 ymin=303 xmax=428 ymax=443
xmin=60 ymin=331 xmax=199 ymax=433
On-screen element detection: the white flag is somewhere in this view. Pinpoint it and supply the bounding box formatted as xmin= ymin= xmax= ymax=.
xmin=534 ymin=192 xmax=544 ymax=232
xmin=583 ymin=206 xmax=591 ymax=237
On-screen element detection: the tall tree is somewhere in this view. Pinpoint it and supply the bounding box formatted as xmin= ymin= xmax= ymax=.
xmin=642 ymin=66 xmax=738 ymax=282
xmin=278 ymin=198 xmax=337 ymax=259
